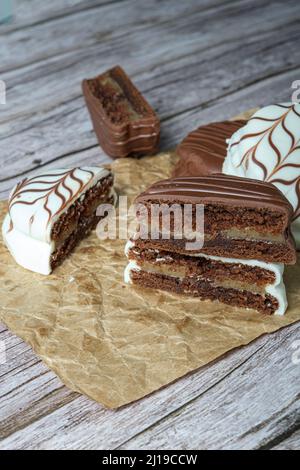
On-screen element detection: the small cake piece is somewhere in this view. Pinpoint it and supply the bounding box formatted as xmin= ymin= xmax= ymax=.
xmin=82 ymin=66 xmax=160 ymax=158
xmin=223 ymin=103 xmax=300 ymax=248
xmin=173 ymin=120 xmax=245 ymax=177
xmin=2 ymin=167 xmax=115 ymax=275
xmin=125 ymin=175 xmax=296 ymax=315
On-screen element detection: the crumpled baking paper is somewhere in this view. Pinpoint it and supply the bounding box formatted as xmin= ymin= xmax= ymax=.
xmin=0 ymin=110 xmax=299 ymax=409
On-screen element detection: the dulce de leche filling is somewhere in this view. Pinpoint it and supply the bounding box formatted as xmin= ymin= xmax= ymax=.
xmin=132 ymin=257 xmax=275 ymax=296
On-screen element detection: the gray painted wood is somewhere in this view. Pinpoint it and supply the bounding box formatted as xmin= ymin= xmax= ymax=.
xmin=0 ymin=0 xmax=299 ymax=450
xmin=120 ymin=324 xmax=300 ymax=450
xmin=0 ymin=333 xmax=274 ymax=449
xmin=272 ymin=430 xmax=300 ymax=450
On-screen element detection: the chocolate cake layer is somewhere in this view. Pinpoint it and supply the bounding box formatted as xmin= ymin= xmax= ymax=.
xmin=128 ymin=268 xmax=279 ymax=315
xmin=173 ymin=120 xmax=246 ymax=177
xmin=50 ymin=206 xmax=114 ymax=270
xmin=127 ymin=245 xmax=276 ymax=287
xmin=135 ymin=174 xmax=296 ymax=264
xmin=82 ymin=66 xmax=160 ymax=158
xmin=51 ymin=173 xmax=113 ymax=246
xmin=51 ymin=175 xmax=114 ymax=269
xmin=130 ymin=236 xmax=295 ymax=264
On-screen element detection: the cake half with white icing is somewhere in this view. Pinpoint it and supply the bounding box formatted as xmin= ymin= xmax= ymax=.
xmin=2 ymin=167 xmax=115 ymax=275
xmin=125 ymin=175 xmax=296 ymax=315
xmin=223 ymin=102 xmax=300 ymax=248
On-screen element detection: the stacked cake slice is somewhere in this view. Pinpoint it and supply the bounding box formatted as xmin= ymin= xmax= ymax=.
xmin=125 ymin=175 xmax=296 ymax=315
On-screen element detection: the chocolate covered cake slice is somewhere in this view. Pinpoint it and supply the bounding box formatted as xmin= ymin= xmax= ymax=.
xmin=82 ymin=66 xmax=160 ymax=158
xmin=2 ymin=167 xmax=115 ymax=275
xmin=125 ymin=175 xmax=296 ymax=315
xmin=133 ymin=175 xmax=296 ymax=264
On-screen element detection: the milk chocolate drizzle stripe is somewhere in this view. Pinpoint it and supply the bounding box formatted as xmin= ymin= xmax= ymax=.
xmin=181 ymin=122 xmax=244 ymax=149
xmin=138 ymin=176 xmax=291 ymax=208
xmin=8 ymin=168 xmax=96 ymax=232
xmin=296 ymin=180 xmax=300 ymax=219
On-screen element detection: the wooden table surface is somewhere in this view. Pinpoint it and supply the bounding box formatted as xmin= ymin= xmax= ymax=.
xmin=0 ymin=0 xmax=300 ymax=450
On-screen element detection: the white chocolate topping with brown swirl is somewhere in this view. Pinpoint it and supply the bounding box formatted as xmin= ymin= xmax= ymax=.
xmin=2 ymin=167 xmax=110 ymax=274
xmin=223 ymin=103 xmax=300 ymax=247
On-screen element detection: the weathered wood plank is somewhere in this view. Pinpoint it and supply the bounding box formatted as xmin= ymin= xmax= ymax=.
xmin=1 ymin=13 xmax=299 ymax=149
xmin=271 ymin=430 xmax=300 ymax=450
xmin=1 ymin=0 xmax=298 ymax=120
xmin=0 ymin=323 xmax=8 ymax=334
xmin=0 ymin=330 xmax=78 ymax=440
xmin=0 ymin=332 xmax=39 ymax=382
xmin=0 ymin=61 xmax=298 ymax=200
xmin=0 ymin=333 xmax=271 ymax=449
xmin=8 ymin=0 xmax=119 ymax=29
xmin=1 ymin=324 xmax=299 ymax=450
xmin=118 ymin=324 xmax=300 ymax=450
xmin=0 ymin=0 xmax=228 ymax=72
xmin=159 ymin=65 xmax=300 ymax=148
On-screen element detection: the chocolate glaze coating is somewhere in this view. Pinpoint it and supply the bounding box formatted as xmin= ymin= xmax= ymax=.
xmin=136 ymin=174 xmax=294 ymax=214
xmin=173 ymin=120 xmax=246 ymax=177
xmin=82 ymin=66 xmax=160 ymax=159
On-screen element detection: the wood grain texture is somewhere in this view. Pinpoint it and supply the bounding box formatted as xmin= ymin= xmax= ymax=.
xmin=0 ymin=0 xmax=299 ymax=450
xmin=0 ymin=333 xmax=276 ymax=449
xmin=7 ymin=0 xmax=119 ymax=27
xmin=272 ymin=429 xmax=300 ymax=450
xmin=119 ymin=324 xmax=300 ymax=450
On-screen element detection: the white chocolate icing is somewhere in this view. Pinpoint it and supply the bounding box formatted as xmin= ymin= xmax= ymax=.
xmin=125 ymin=241 xmax=287 ymax=315
xmin=124 ymin=260 xmax=141 ymax=284
xmin=124 ymin=239 xmax=135 ymax=257
xmin=223 ymin=103 xmax=300 ymax=247
xmin=2 ymin=167 xmax=111 ymax=275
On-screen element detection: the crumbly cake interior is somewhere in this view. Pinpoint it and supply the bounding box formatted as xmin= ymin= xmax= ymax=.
xmin=130 ymin=269 xmax=279 ymax=315
xmin=141 ymin=201 xmax=288 ymax=235
xmin=87 ymin=71 xmax=148 ymax=124
xmin=50 ymin=174 xmax=113 ymax=269
xmin=131 ymin=237 xmax=295 ymax=264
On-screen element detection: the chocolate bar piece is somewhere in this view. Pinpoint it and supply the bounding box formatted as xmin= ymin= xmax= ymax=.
xmin=82 ymin=66 xmax=160 ymax=158
xmin=125 ymin=174 xmax=296 ymax=315
xmin=173 ymin=120 xmax=245 ymax=177
xmin=2 ymin=167 xmax=115 ymax=274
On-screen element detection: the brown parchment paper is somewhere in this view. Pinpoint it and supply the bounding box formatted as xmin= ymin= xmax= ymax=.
xmin=1 ymin=109 xmax=300 ymax=409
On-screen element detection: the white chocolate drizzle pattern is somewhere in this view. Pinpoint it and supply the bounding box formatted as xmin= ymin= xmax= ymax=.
xmin=6 ymin=167 xmax=109 ymax=244
xmin=8 ymin=168 xmax=94 ymax=230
